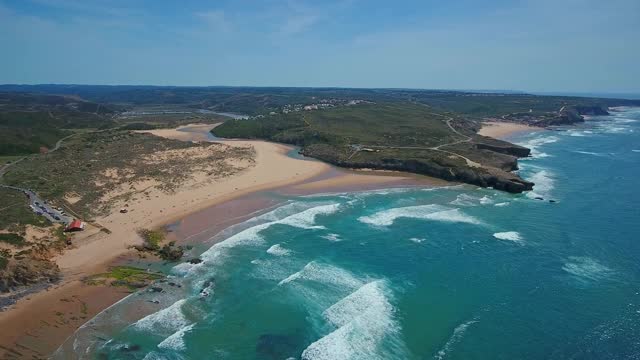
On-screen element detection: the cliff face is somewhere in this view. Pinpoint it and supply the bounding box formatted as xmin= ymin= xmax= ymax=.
xmin=474 ymin=138 xmax=531 ymax=158
xmin=554 ymin=107 xmax=585 ymax=125
xmin=574 ymin=105 xmax=609 ymax=116
xmin=301 ymin=145 xmax=534 ymax=193
xmin=0 ymin=258 xmax=60 ymax=293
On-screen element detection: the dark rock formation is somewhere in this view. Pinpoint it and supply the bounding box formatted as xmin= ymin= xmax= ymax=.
xmin=0 ymin=258 xmax=60 ymax=293
xmin=473 ymin=137 xmax=531 ymax=157
xmin=301 ymin=146 xmax=534 ymax=193
xmin=574 ymin=105 xmax=609 ymax=116
xmin=556 ymin=107 xmax=585 ymax=125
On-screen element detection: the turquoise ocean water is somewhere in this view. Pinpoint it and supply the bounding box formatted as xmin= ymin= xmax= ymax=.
xmin=56 ymin=108 xmax=640 ymax=359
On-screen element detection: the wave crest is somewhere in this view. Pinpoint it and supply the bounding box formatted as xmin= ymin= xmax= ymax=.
xmin=301 ymin=280 xmax=406 ymax=360
xmin=358 ymin=205 xmax=481 ymax=227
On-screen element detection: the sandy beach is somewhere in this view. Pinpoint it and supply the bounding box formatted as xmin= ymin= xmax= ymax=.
xmin=478 ymin=121 xmax=543 ymax=139
xmin=0 ymin=124 xmax=443 ymax=358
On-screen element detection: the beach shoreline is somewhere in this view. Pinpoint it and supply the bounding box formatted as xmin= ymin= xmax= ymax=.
xmin=0 ymin=124 xmax=445 ymax=359
xmin=478 ymin=121 xmax=543 ymax=139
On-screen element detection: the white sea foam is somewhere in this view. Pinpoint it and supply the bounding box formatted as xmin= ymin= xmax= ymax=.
xmin=493 ymin=231 xmax=524 ymax=244
xmin=200 ymin=203 xmax=341 ymax=263
xmin=171 ymin=262 xmax=201 ymax=276
xmin=133 ymin=299 xmax=189 ymax=334
xmin=567 ymin=130 xmax=587 ymax=137
xmin=358 ymin=204 xmax=481 ymax=227
xmin=278 ymin=203 xmax=341 ymax=229
xmin=525 ymin=169 xmax=554 ymax=200
xmin=573 ymin=150 xmax=608 ymax=157
xmin=479 ymin=196 xmax=493 ymax=205
xmin=434 ymin=319 xmax=479 ymax=360
xmin=632 ymin=150 xmax=640 ymax=153
xmin=518 ymin=135 xmax=558 ymax=158
xmin=494 ymin=202 xmax=509 ymax=207
xmin=562 ymin=256 xmax=613 ymax=282
xmin=301 ymin=281 xmax=405 ymax=360
xmin=266 ymin=243 xmax=291 ymax=256
xmin=409 ymin=237 xmax=426 ymax=243
xmin=158 ymin=324 xmax=195 ymax=351
xmin=322 ymin=233 xmax=342 ymax=242
xmin=278 ymin=261 xmax=363 ymax=289
xmin=450 ymin=194 xmax=478 ymax=207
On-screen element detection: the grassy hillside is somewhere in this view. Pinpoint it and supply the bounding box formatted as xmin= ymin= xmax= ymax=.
xmin=0 ymin=93 xmax=118 ymax=156
xmin=215 ymin=102 xmax=534 ymax=193
xmin=215 ymin=102 xmax=458 ymax=146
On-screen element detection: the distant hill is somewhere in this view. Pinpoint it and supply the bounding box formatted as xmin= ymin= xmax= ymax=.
xmin=0 ymin=92 xmax=117 ymax=156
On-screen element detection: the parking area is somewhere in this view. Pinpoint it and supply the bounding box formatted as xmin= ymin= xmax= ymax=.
xmin=0 ymin=185 xmax=74 ymax=225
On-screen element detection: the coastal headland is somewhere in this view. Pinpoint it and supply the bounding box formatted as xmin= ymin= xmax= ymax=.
xmin=1 ymin=85 xmax=638 ymax=358
xmin=0 ymin=124 xmax=440 ymax=359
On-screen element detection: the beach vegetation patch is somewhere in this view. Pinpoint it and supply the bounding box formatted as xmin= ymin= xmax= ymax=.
xmin=138 ymin=228 xmax=165 ymax=251
xmin=0 ymin=233 xmax=27 ymax=247
xmin=85 ymin=266 xmax=164 ymax=290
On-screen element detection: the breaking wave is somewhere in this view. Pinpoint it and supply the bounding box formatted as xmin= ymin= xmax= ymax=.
xmin=278 ymin=261 xmax=363 ymax=289
xmin=562 ymin=256 xmax=614 ymax=282
xmin=518 ymin=135 xmax=558 ymax=158
xmin=267 ymin=243 xmax=292 ymax=256
xmin=133 ymin=299 xmax=190 ymax=335
xmin=199 ymin=203 xmax=341 ymax=263
xmin=322 ymin=233 xmax=343 ymax=242
xmin=573 ymin=150 xmax=609 ymax=157
xmin=158 ymin=324 xmax=195 ymax=351
xmin=493 ymin=231 xmax=524 ymax=244
xmin=525 ymin=169 xmax=555 ymax=200
xmin=301 ymin=280 xmax=405 ymax=360
xmin=358 ymin=204 xmax=482 ymax=227
xmin=450 ymin=193 xmax=493 ymax=207
xmin=434 ymin=319 xmax=479 ymax=360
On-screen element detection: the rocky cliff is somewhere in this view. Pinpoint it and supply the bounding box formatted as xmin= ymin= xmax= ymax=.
xmin=301 ymin=144 xmax=534 ymax=193
xmin=574 ymin=105 xmax=609 ymax=116
xmin=0 ymin=258 xmax=60 ymax=293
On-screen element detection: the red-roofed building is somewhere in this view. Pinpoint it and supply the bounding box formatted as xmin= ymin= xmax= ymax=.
xmin=65 ymin=219 xmax=85 ymax=232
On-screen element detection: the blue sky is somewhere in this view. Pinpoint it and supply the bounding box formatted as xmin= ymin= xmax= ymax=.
xmin=1 ymin=0 xmax=639 ymax=92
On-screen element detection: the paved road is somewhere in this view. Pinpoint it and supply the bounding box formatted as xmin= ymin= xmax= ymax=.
xmin=0 ymin=133 xmax=79 ymax=225
xmin=0 ymin=184 xmax=73 ymax=225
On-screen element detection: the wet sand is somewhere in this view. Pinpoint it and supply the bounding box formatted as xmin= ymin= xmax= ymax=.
xmin=0 ymin=124 xmax=448 ymax=358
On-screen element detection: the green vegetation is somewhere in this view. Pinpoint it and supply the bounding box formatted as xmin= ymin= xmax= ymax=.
xmin=85 ymin=266 xmax=164 ymax=289
xmin=215 ymin=102 xmax=458 ymax=147
xmin=2 ymin=130 xmax=254 ymax=218
xmin=0 ymin=188 xmax=49 ymax=232
xmin=138 ymin=228 xmax=165 ymax=250
xmin=0 ymin=112 xmax=72 ymax=155
xmin=136 ymin=230 xmax=185 ymax=261
xmin=0 ymin=155 xmax=23 ymax=164
xmin=0 ymin=233 xmax=26 ymax=247
xmin=215 ymin=101 xmax=535 ymax=192
xmin=158 ymin=242 xmax=185 ymax=261
xmin=0 ymin=92 xmax=118 ymax=156
xmin=116 ymin=110 xmax=229 ymax=129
